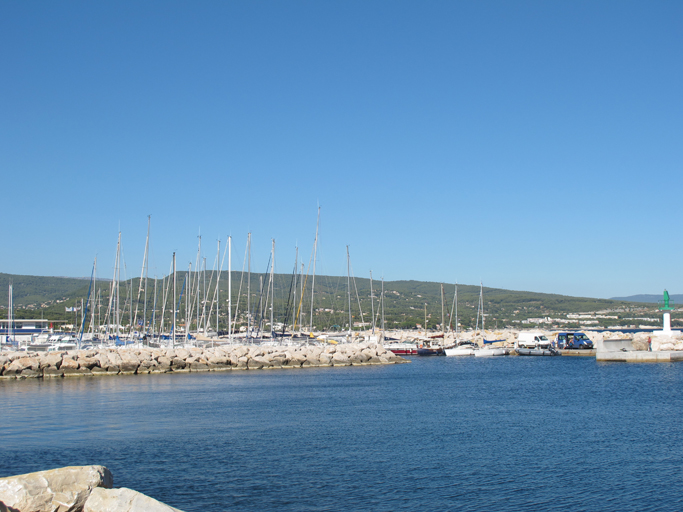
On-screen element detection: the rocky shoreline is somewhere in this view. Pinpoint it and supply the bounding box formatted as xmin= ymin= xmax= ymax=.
xmin=0 ymin=343 xmax=408 ymax=379
xmin=0 ymin=465 xmax=181 ymax=512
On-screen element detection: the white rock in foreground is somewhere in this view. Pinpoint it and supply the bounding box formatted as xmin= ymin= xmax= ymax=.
xmin=0 ymin=465 xmax=112 ymax=512
xmin=84 ymin=487 xmax=183 ymax=512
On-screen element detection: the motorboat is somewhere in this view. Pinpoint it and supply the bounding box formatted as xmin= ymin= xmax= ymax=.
xmin=385 ymin=342 xmax=418 ymax=355
xmin=444 ymin=341 xmax=478 ymax=356
xmin=474 ymin=347 xmax=508 ymax=357
xmin=516 ymin=347 xmax=561 ymax=356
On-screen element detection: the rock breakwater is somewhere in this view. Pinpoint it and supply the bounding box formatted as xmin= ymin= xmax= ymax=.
xmin=0 ymin=343 xmax=408 ymax=379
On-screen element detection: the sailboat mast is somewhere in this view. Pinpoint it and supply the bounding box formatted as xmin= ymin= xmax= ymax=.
xmin=151 ymin=275 xmax=158 ymax=340
xmin=202 ymin=256 xmax=207 ymax=333
xmin=270 ymin=239 xmax=275 ymax=336
xmin=309 ymin=207 xmax=320 ymax=333
xmin=247 ymin=232 xmax=251 ymax=340
xmin=115 ymin=231 xmax=121 ymax=340
xmin=370 ymin=270 xmax=375 ymax=335
xmin=292 ymin=247 xmax=298 ymax=330
xmin=172 ymin=252 xmax=176 ymax=347
xmin=455 ymin=283 xmax=459 ymax=336
xmin=89 ymin=257 xmax=98 ymax=336
xmin=299 ymin=263 xmax=304 ymax=329
xmin=381 ymin=277 xmax=385 ymax=334
xmin=481 ymin=283 xmax=485 ymax=334
xmin=441 ymin=284 xmax=445 ymax=336
xmin=144 ymin=216 xmax=150 ymax=333
xmin=8 ymin=281 xmax=13 ymax=346
xmin=228 ymin=236 xmax=232 ymax=344
xmin=187 ymin=263 xmax=192 ymax=341
xmin=424 ymin=302 xmax=427 ymax=332
xmin=216 ymin=239 xmax=221 ymax=335
xmin=346 ymin=246 xmax=352 ymax=336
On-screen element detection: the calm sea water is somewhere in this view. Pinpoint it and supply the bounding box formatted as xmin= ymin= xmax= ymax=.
xmin=1 ymin=357 xmax=682 ymax=512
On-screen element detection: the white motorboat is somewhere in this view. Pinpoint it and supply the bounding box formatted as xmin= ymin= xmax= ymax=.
xmin=474 ymin=347 xmax=507 ymax=357
xmin=444 ymin=342 xmax=477 ymax=356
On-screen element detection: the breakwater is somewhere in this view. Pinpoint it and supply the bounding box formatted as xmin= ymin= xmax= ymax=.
xmin=0 ymin=343 xmax=408 ymax=379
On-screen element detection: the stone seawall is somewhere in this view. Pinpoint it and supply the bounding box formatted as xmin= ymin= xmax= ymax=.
xmin=0 ymin=343 xmax=408 ymax=379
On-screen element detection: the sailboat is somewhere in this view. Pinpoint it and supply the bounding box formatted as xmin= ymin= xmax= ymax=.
xmin=444 ymin=282 xmax=478 ymax=356
xmin=473 ymin=282 xmax=508 ymax=356
xmin=417 ymin=300 xmax=445 ymax=355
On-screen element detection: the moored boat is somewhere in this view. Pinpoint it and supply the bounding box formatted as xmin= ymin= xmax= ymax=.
xmin=474 ymin=347 xmax=508 ymax=357
xmin=516 ymin=347 xmax=561 ymax=356
xmin=417 ymin=345 xmax=445 ymax=356
xmin=386 ymin=342 xmax=418 ymax=355
xmin=444 ymin=340 xmax=478 ymax=356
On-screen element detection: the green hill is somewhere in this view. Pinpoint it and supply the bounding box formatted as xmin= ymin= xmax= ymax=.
xmin=0 ymin=271 xmax=667 ymax=330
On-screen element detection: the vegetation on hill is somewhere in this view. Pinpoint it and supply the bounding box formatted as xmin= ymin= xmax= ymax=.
xmin=1 ymin=272 xmax=676 ymax=331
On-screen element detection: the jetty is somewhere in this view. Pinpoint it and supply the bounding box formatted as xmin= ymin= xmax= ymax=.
xmin=0 ymin=343 xmax=408 ymax=379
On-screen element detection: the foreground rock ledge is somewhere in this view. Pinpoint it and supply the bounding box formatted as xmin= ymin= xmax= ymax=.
xmin=0 ymin=343 xmax=408 ymax=379
xmin=0 ymin=466 xmax=181 ymax=512
xmin=0 ymin=465 xmax=113 ymax=512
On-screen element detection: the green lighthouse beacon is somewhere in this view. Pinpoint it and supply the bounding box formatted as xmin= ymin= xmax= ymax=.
xmin=659 ymin=290 xmax=675 ymax=311
xmin=655 ymin=290 xmax=678 ymax=335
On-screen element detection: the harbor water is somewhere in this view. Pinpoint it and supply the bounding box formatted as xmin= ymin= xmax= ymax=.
xmin=1 ymin=356 xmax=682 ymax=511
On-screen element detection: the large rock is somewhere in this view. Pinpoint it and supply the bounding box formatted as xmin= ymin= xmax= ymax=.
xmin=41 ymin=353 xmax=64 ymax=369
xmin=60 ymin=357 xmax=80 ymax=370
xmin=77 ymin=357 xmax=99 ymax=370
xmin=8 ymin=357 xmax=41 ymax=373
xmin=105 ymin=352 xmax=124 ymax=369
xmin=332 ymin=352 xmax=350 ymax=365
xmin=247 ymin=356 xmax=270 ymax=369
xmin=0 ymin=465 xmax=112 ymax=512
xmin=84 ymin=487 xmax=183 ymax=512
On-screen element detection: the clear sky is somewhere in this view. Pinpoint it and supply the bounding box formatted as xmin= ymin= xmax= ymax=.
xmin=1 ymin=1 xmax=681 ymax=299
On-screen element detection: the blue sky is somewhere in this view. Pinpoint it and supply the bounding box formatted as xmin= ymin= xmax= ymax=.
xmin=1 ymin=1 xmax=681 ymax=298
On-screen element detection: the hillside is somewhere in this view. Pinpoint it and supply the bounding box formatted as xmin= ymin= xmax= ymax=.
xmin=1 ymin=271 xmax=672 ymax=330
xmin=611 ymin=294 xmax=683 ymax=304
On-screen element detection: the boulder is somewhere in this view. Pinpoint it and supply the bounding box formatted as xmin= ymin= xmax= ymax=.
xmin=43 ymin=367 xmax=64 ymax=378
xmin=77 ymin=357 xmax=99 ymax=370
xmin=19 ymin=369 xmax=41 ymax=379
xmin=84 ymin=487 xmax=183 ymax=512
xmin=63 ymin=368 xmax=93 ymax=377
xmin=207 ymin=355 xmax=229 ymax=366
xmin=173 ymin=348 xmax=189 ymax=360
xmin=0 ymin=465 xmax=112 ymax=512
xmin=187 ymin=347 xmax=204 ymax=357
xmin=233 ymin=346 xmax=249 ymax=358
xmin=171 ymin=358 xmax=186 ymax=369
xmin=136 ymin=350 xmax=152 ymax=362
xmin=332 ymin=352 xmax=350 ymax=365
xmin=105 ymin=352 xmax=124 ymax=368
xmin=60 ymin=358 xmax=80 ymax=370
xmin=41 ymin=353 xmax=64 ymax=369
xmin=188 ymin=363 xmax=209 ymax=372
xmin=207 ymin=363 xmax=231 ymax=371
xmin=9 ymin=357 xmax=41 ymax=372
xmin=247 ymin=356 xmax=269 ymax=369
xmin=156 ymin=356 xmax=172 ymax=369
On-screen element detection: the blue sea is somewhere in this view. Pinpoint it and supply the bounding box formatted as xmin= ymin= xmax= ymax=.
xmin=1 ymin=356 xmax=682 ymax=511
